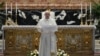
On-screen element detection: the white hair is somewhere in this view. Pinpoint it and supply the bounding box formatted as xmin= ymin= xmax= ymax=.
xmin=42 ymin=11 xmax=55 ymax=20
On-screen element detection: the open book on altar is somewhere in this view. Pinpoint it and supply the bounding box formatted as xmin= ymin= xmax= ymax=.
xmin=41 ymin=25 xmax=58 ymax=32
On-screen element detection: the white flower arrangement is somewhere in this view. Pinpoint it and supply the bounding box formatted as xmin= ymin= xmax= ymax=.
xmin=57 ymin=49 xmax=70 ymax=56
xmin=27 ymin=49 xmax=69 ymax=56
xmin=27 ymin=49 xmax=39 ymax=56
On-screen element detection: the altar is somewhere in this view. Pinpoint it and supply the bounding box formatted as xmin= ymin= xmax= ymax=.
xmin=2 ymin=25 xmax=95 ymax=56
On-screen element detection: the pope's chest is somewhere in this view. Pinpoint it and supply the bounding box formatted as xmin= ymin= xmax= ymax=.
xmin=41 ymin=21 xmax=52 ymax=25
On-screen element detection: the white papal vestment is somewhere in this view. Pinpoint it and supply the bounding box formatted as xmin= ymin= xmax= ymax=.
xmin=37 ymin=18 xmax=58 ymax=56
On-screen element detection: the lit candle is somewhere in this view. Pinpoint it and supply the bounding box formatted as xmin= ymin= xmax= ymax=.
xmin=85 ymin=4 xmax=87 ymax=14
xmin=81 ymin=3 xmax=83 ymax=14
xmin=16 ymin=3 xmax=17 ymax=15
xmin=90 ymin=2 xmax=92 ymax=16
xmin=5 ymin=2 xmax=7 ymax=16
xmin=11 ymin=3 xmax=12 ymax=15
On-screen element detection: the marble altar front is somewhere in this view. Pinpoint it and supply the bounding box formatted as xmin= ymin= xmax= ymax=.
xmin=2 ymin=25 xmax=95 ymax=56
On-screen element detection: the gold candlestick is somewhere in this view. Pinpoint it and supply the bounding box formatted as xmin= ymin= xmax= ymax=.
xmin=15 ymin=14 xmax=17 ymax=25
xmin=5 ymin=2 xmax=7 ymax=25
xmin=85 ymin=19 xmax=88 ymax=25
xmin=80 ymin=19 xmax=84 ymax=25
xmin=15 ymin=3 xmax=18 ymax=25
xmin=89 ymin=20 xmax=93 ymax=25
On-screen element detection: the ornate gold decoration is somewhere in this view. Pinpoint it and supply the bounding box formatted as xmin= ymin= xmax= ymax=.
xmin=3 ymin=26 xmax=94 ymax=56
xmin=5 ymin=17 xmax=17 ymax=25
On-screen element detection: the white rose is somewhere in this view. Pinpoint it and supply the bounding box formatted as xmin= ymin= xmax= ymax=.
xmin=37 ymin=51 xmax=39 ymax=54
xmin=34 ymin=55 xmax=36 ymax=56
xmin=60 ymin=52 xmax=63 ymax=55
xmin=61 ymin=50 xmax=65 ymax=53
xmin=31 ymin=52 xmax=34 ymax=55
xmin=63 ymin=54 xmax=67 ymax=56
xmin=58 ymin=49 xmax=61 ymax=51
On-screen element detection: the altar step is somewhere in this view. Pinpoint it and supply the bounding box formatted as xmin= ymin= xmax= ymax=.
xmin=95 ymin=40 xmax=100 ymax=53
xmin=0 ymin=40 xmax=3 ymax=53
xmin=0 ymin=53 xmax=100 ymax=56
xmin=0 ymin=39 xmax=100 ymax=55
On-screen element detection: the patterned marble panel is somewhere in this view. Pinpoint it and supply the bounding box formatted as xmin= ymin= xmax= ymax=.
xmin=2 ymin=25 xmax=95 ymax=56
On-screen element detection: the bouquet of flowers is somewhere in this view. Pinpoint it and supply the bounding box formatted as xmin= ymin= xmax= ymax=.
xmin=27 ymin=49 xmax=70 ymax=56
xmin=57 ymin=49 xmax=70 ymax=56
xmin=27 ymin=49 xmax=39 ymax=56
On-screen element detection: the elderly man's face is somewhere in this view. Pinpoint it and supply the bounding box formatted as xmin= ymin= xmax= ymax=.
xmin=45 ymin=12 xmax=50 ymax=19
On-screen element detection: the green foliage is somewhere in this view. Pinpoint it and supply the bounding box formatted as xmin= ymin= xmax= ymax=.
xmin=92 ymin=4 xmax=100 ymax=19
xmin=0 ymin=1 xmax=5 ymax=8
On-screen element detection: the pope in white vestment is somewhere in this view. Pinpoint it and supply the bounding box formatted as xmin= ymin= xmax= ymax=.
xmin=37 ymin=10 xmax=58 ymax=56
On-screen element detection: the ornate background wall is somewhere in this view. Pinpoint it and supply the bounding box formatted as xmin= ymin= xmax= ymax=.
xmin=0 ymin=0 xmax=99 ymax=9
xmin=0 ymin=0 xmax=96 ymax=27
